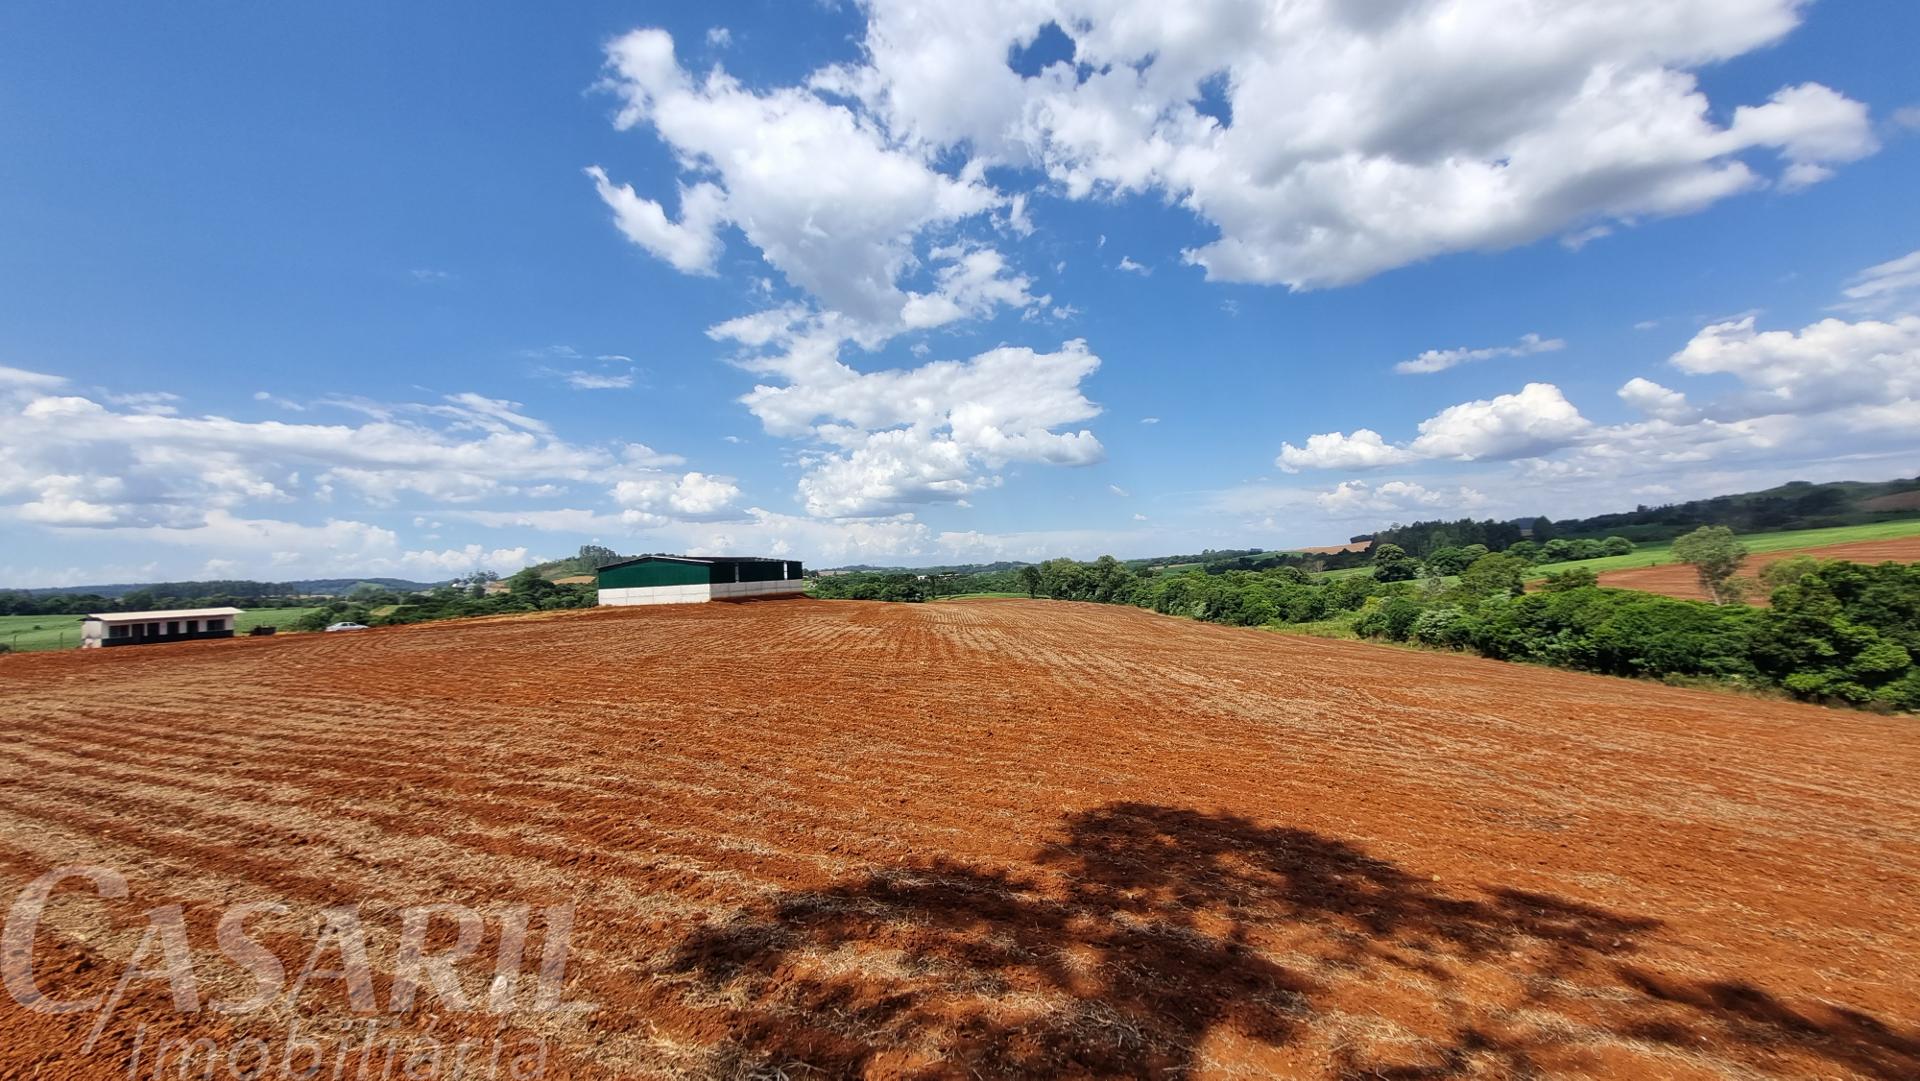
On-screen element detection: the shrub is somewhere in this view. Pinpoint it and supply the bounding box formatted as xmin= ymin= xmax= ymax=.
xmin=1272 ymin=584 xmax=1329 ymax=623
xmin=1539 ymin=567 xmax=1599 ymax=592
xmin=1410 ymin=606 xmax=1472 ymax=649
xmin=1354 ymin=596 xmax=1423 ymax=641
xmin=1323 ymin=574 xmax=1382 ymax=612
xmin=1458 ymin=552 xmax=1530 ymax=598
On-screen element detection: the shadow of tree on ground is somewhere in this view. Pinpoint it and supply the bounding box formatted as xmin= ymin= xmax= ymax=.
xmin=666 ymin=803 xmax=1920 ymax=1079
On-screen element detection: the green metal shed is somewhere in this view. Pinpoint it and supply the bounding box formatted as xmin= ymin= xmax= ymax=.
xmin=596 ymin=555 xmax=805 ymax=606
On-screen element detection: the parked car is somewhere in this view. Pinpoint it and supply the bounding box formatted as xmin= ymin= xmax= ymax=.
xmin=324 ymin=622 xmax=369 ymax=632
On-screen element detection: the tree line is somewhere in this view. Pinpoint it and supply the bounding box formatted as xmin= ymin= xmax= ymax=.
xmin=1367 ymin=476 xmax=1920 ymax=556
xmin=811 ymin=528 xmax=1919 ymax=713
xmin=0 ymin=586 xmax=319 ymax=617
xmin=284 ymin=569 xmax=596 ymax=631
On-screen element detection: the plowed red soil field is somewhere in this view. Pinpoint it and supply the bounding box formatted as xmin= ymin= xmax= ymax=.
xmin=1596 ymin=536 xmax=1920 ymax=603
xmin=2 ymin=599 xmax=1917 ymax=1079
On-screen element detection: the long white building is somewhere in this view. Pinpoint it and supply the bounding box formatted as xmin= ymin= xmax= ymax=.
xmin=80 ymin=607 xmax=243 ymax=648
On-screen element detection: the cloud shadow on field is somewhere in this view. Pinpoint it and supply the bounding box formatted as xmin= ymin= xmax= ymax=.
xmin=664 ymin=802 xmax=1920 ymax=1079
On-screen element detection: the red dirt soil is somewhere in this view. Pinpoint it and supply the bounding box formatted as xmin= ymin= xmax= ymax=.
xmin=1596 ymin=536 xmax=1920 ymax=603
xmin=1293 ymin=541 xmax=1371 ymax=555
xmin=1 ymin=599 xmax=1917 ymax=1078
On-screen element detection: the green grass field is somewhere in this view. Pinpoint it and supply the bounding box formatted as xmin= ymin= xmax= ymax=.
xmin=0 ymin=615 xmax=86 ymax=653
xmin=1523 ymin=519 xmax=1920 ymax=578
xmin=0 ymin=607 xmax=326 ymax=654
xmin=933 ymin=591 xmax=1030 ymax=601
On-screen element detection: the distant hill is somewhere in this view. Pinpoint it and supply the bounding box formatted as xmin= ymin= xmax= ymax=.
xmin=4 ymin=577 xmax=441 ymax=599
xmin=820 ymin=475 xmax=1920 ymax=573
xmin=1362 ymin=475 xmax=1920 ymax=557
xmin=829 ymin=560 xmax=1044 ymax=575
xmin=13 ymin=478 xmax=1915 ymax=598
xmin=520 ymin=545 xmax=639 ymax=581
xmin=1547 ymin=475 xmax=1920 ymax=542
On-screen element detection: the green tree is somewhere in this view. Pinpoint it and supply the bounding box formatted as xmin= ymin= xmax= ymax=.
xmin=577 ymin=544 xmax=620 ymax=569
xmin=1749 ymin=560 xmax=1920 ymax=707
xmin=1085 ymin=555 xmax=1135 ymax=604
xmin=1371 ymin=543 xmax=1419 ymax=583
xmin=506 ymin=567 xmax=559 ymax=605
xmin=1458 ymin=552 xmax=1530 ymax=598
xmin=347 ymin=583 xmax=399 ymax=605
xmin=1423 ymin=545 xmax=1483 ymax=576
xmin=1040 ymin=558 xmax=1092 ymax=599
xmin=1018 ymin=565 xmax=1042 ymax=599
xmin=1538 ymin=538 xmax=1578 ymax=564
xmin=1671 ymin=526 xmax=1748 ymax=606
xmin=1600 ymin=536 xmax=1635 ymax=557
xmin=1758 ymin=555 xmax=1823 ymax=593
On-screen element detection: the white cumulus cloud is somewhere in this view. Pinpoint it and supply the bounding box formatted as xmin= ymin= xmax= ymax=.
xmin=1280 ymin=384 xmax=1591 ymax=470
xmin=773 ymin=0 xmax=1876 ymax=290
xmin=1618 ymin=377 xmax=1700 ymax=423
xmin=611 ymin=470 xmax=742 ymax=518
xmin=1316 ymin=480 xmax=1489 ymax=516
xmin=1670 ymin=315 xmax=1920 ymax=417
xmin=716 ymin=313 xmax=1104 ymax=517
xmin=1276 ymin=428 xmax=1416 ymax=472
xmin=595 ymin=28 xmax=999 ymax=324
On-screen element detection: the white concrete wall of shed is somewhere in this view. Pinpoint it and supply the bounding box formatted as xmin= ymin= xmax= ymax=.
xmin=709 ymin=580 xmax=804 ymax=600
xmin=597 ymin=579 xmax=802 ymax=606
xmin=597 ymin=584 xmax=712 ymax=606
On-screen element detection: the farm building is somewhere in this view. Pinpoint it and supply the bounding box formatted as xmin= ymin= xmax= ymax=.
xmin=80 ymin=607 xmax=243 ymax=648
xmin=596 ymin=556 xmax=804 ymax=607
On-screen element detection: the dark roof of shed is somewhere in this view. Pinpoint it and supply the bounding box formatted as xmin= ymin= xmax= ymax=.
xmin=596 ymin=554 xmax=794 ymax=571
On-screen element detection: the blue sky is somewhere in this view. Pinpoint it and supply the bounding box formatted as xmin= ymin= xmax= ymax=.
xmin=2 ymin=1 xmax=1917 ymax=584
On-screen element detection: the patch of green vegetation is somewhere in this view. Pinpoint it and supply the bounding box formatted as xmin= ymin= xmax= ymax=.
xmin=933 ymin=591 xmax=1029 ymax=601
xmin=236 ymin=608 xmax=323 ymax=635
xmin=823 ymin=537 xmax=1920 ymax=712
xmin=518 ymin=543 xmax=634 ymax=582
xmin=0 ymin=614 xmax=86 ymax=652
xmin=1526 ymin=519 xmax=1920 ymax=578
xmin=0 ymin=607 xmax=326 ymax=653
xmin=1266 ymin=616 xmax=1360 ymax=639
